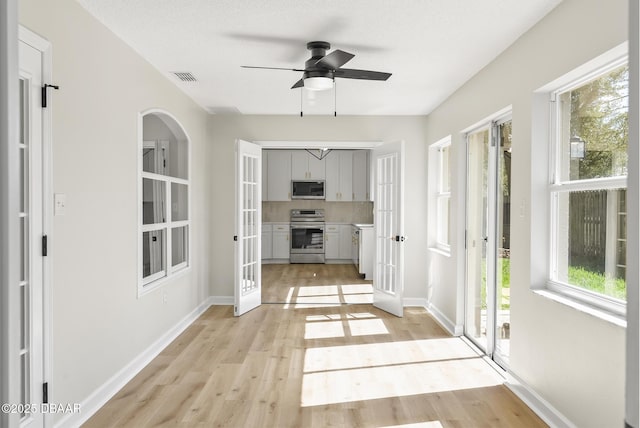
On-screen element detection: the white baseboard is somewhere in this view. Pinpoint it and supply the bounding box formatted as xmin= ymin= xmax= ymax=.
xmin=55 ymin=299 xmax=212 ymax=428
xmin=505 ymin=372 xmax=576 ymax=428
xmin=209 ymin=295 xmax=233 ymax=305
xmin=426 ymin=302 xmax=463 ymax=336
xmin=403 ymin=297 xmax=428 ymax=307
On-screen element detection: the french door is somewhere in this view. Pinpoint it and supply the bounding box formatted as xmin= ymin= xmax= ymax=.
xmin=19 ymin=29 xmax=48 ymax=427
xmin=234 ymin=140 xmax=262 ymax=316
xmin=372 ymin=141 xmax=405 ymax=317
xmin=465 ymin=117 xmax=512 ymax=368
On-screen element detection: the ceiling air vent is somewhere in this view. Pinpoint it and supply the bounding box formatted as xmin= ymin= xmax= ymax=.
xmin=171 ymin=72 xmax=197 ymax=82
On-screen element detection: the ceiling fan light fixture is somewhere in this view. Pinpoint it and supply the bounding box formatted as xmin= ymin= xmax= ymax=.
xmin=304 ymin=77 xmax=334 ymax=91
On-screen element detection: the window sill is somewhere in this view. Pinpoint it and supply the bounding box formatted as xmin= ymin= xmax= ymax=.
xmin=532 ymin=288 xmax=626 ymax=328
xmin=428 ymin=246 xmax=451 ymax=257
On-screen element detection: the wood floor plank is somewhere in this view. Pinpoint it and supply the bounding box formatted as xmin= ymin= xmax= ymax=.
xmin=84 ymin=264 xmax=546 ymax=428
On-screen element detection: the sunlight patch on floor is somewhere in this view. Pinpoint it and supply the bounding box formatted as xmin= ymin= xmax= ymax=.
xmin=304 ymin=320 xmax=345 ymax=339
xmin=304 ymin=338 xmax=481 ymax=373
xmin=348 ymin=318 xmax=389 ymax=336
xmin=343 ymin=293 xmax=373 ymax=304
xmin=341 ymin=284 xmax=373 ymax=294
xmin=301 ymin=357 xmax=503 ymax=407
xmin=297 ymin=285 xmax=340 ymax=297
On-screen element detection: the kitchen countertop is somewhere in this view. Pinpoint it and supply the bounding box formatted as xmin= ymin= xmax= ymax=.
xmin=352 ymin=223 xmax=374 ymax=228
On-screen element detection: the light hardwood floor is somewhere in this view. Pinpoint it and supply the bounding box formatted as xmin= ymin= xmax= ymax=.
xmin=85 ymin=265 xmax=546 ymax=428
xmin=262 ymin=263 xmax=372 ymax=303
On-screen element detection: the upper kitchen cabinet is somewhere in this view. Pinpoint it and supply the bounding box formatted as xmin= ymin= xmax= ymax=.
xmin=352 ymin=150 xmax=370 ymax=201
xmin=291 ymin=150 xmax=326 ymax=180
xmin=266 ymin=150 xmax=292 ymax=201
xmin=262 ymin=150 xmax=269 ymax=200
xmin=326 ymin=150 xmax=353 ymax=201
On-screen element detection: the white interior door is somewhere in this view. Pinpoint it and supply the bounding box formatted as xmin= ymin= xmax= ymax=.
xmin=19 ymin=36 xmax=45 ymax=427
xmin=372 ymin=141 xmax=405 ymax=317
xmin=234 ymin=139 xmax=262 ymax=316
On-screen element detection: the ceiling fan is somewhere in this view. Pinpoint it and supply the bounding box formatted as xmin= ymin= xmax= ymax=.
xmin=241 ymin=41 xmax=392 ymax=91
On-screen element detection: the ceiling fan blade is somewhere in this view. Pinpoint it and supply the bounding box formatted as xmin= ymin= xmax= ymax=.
xmin=334 ymin=68 xmax=392 ymax=81
xmin=315 ymin=49 xmax=354 ymax=70
xmin=241 ymin=65 xmax=304 ymax=72
xmin=291 ymin=79 xmax=304 ymax=89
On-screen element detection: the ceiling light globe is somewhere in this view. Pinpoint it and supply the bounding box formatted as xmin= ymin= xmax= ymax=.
xmin=304 ymin=77 xmax=334 ymax=91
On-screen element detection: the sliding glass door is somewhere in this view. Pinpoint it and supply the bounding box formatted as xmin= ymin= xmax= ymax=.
xmin=465 ymin=117 xmax=512 ymax=368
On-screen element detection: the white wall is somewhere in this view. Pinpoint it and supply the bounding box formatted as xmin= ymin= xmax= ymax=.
xmin=424 ymin=0 xmax=627 ymax=426
xmin=208 ymin=115 xmax=428 ymax=301
xmin=19 ymin=0 xmax=211 ymax=420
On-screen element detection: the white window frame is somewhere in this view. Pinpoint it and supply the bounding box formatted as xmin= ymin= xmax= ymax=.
xmin=429 ymin=136 xmax=452 ymax=254
xmin=138 ymin=110 xmax=191 ymax=296
xmin=538 ymin=45 xmax=628 ymax=320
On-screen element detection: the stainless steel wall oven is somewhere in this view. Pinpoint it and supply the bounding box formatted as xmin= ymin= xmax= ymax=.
xmin=290 ymin=209 xmax=325 ymax=263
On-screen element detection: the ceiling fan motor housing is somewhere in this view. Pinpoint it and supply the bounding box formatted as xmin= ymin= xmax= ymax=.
xmin=305 ymin=41 xmax=334 ymax=80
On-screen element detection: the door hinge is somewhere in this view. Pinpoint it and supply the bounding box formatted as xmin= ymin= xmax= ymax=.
xmin=233 ymin=235 xmax=238 ymax=241
xmin=43 ymin=382 xmax=48 ymax=404
xmin=41 ymin=84 xmax=60 ymax=108
xmin=42 ymin=235 xmax=48 ymax=257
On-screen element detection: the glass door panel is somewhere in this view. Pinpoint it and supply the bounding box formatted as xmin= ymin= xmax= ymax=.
xmin=495 ymin=121 xmax=512 ymax=366
xmin=465 ymin=129 xmax=490 ymax=352
xmin=465 ymin=119 xmax=513 ymax=369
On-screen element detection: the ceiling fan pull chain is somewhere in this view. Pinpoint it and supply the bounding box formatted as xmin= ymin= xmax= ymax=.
xmin=334 ymin=79 xmax=337 ymax=117
xmin=300 ymin=87 xmax=303 ymax=117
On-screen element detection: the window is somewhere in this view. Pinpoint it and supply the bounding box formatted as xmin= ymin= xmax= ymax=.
xmin=139 ymin=111 xmax=190 ymax=293
xmin=430 ymin=136 xmax=451 ymax=253
xmin=548 ymin=58 xmax=628 ymax=314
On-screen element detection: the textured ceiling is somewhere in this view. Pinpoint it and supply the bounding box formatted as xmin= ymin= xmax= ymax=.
xmin=77 ymin=0 xmax=562 ymax=115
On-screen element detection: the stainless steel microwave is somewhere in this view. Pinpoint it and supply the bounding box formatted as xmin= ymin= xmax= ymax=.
xmin=291 ymin=180 xmax=325 ymax=199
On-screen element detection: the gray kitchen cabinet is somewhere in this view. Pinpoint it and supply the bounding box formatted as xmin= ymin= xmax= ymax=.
xmin=261 ymin=224 xmax=272 ymax=260
xmin=325 ymin=150 xmax=353 ymax=201
xmin=326 ymin=223 xmax=356 ymax=260
xmin=352 ymin=150 xmax=370 ymax=201
xmin=291 ymin=150 xmax=325 ymax=180
xmin=266 ymin=150 xmax=292 ymax=201
xmin=325 ymin=224 xmax=340 ymax=259
xmin=339 ymin=225 xmax=353 ymax=259
xmin=272 ymin=223 xmax=290 ymax=259
xmin=262 ymin=150 xmax=269 ymax=200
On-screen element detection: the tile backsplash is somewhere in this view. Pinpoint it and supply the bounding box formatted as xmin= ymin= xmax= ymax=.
xmin=263 ymin=201 xmax=373 ymax=223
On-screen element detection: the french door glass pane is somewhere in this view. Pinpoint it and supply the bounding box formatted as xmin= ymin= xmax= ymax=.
xmin=18 ymin=76 xmax=31 ymax=413
xmin=19 ymin=148 xmax=26 ymax=212
xmin=466 ymin=129 xmax=489 ymax=351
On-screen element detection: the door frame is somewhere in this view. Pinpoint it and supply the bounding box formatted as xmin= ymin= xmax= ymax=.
xmin=1 ymin=1 xmax=20 ymax=424
xmin=238 ymin=140 xmax=407 ymax=315
xmin=19 ymin=26 xmax=53 ymax=427
xmin=463 ymin=110 xmax=512 ymax=367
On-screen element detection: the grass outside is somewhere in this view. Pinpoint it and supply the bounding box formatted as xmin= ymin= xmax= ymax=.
xmin=480 ymin=258 xmax=626 ymax=310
